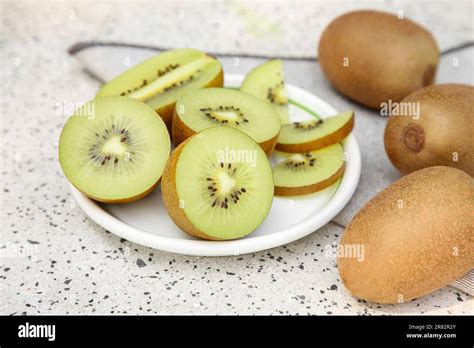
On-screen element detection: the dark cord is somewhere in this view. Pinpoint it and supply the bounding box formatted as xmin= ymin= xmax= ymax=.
xmin=68 ymin=40 xmax=474 ymax=61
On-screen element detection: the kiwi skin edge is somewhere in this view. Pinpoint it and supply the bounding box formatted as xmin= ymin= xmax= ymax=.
xmin=154 ymin=68 xmax=224 ymax=131
xmin=275 ymin=112 xmax=354 ymax=153
xmin=383 ymin=84 xmax=474 ymax=176
xmin=70 ymin=178 xmax=160 ymax=204
xmin=274 ymin=163 xmax=345 ymax=196
xmin=161 ymin=136 xmax=224 ymax=241
xmin=171 ymin=110 xmax=279 ymax=156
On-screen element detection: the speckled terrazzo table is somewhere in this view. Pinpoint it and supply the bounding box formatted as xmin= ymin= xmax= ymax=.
xmin=1 ymin=1 xmax=473 ymax=315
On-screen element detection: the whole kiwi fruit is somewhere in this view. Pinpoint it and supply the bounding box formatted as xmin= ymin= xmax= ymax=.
xmin=384 ymin=83 xmax=474 ymax=176
xmin=338 ymin=166 xmax=474 ymax=304
xmin=318 ymin=10 xmax=439 ymax=109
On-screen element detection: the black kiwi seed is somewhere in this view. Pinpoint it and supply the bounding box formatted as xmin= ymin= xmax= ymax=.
xmin=267 ymin=82 xmax=286 ymax=105
xmin=205 ymin=162 xmax=249 ymax=209
xmin=283 ymin=154 xmax=317 ymax=170
xmin=294 ymin=119 xmax=323 ymax=131
xmin=86 ymin=123 xmax=139 ymax=168
xmin=200 ymin=105 xmax=247 ymax=126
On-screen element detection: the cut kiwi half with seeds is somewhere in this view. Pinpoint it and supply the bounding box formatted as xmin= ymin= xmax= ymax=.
xmin=96 ymin=48 xmax=223 ymax=130
xmin=273 ymin=143 xmax=345 ymax=196
xmin=173 ymin=88 xmax=281 ymax=155
xmin=162 ymin=127 xmax=274 ymax=240
xmin=241 ymin=59 xmax=289 ymax=124
xmin=276 ymin=111 xmax=354 ymax=153
xmin=59 ymin=96 xmax=171 ymax=203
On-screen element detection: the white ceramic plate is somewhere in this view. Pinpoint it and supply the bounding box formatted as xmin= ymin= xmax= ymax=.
xmin=70 ymin=74 xmax=361 ymax=256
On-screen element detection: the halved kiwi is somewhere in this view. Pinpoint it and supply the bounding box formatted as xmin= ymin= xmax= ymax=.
xmin=273 ymin=143 xmax=345 ymax=196
xmin=59 ymin=96 xmax=171 ymax=203
xmin=172 ymin=88 xmax=281 ymax=155
xmin=162 ymin=127 xmax=274 ymax=240
xmin=276 ymin=111 xmax=354 ymax=153
xmin=96 ymin=48 xmax=223 ymax=130
xmin=241 ymin=59 xmax=289 ymax=124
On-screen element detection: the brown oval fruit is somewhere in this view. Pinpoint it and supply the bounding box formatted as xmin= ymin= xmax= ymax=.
xmin=318 ymin=10 xmax=439 ymax=109
xmin=384 ymin=84 xmax=474 ymax=176
xmin=338 ymin=166 xmax=474 ymax=304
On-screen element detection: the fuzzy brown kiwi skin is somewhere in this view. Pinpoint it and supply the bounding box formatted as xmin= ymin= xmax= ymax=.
xmin=274 ymin=163 xmax=345 ymax=196
xmin=337 ymin=166 xmax=474 ymax=304
xmin=153 ymin=68 xmax=224 ymax=131
xmin=318 ymin=10 xmax=439 ymax=109
xmin=384 ymin=84 xmax=474 ymax=176
xmin=172 ymin=110 xmax=279 ymax=156
xmin=275 ymin=112 xmax=354 ymax=153
xmin=161 ymin=137 xmax=224 ymax=241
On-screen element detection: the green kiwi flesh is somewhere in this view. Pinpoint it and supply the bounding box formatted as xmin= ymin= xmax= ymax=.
xmin=96 ymin=48 xmax=223 ymax=122
xmin=276 ymin=111 xmax=354 ymax=152
xmin=59 ymin=96 xmax=171 ymax=202
xmin=163 ymin=127 xmax=274 ymax=240
xmin=173 ymin=87 xmax=281 ymax=149
xmin=273 ymin=143 xmax=345 ymax=196
xmin=241 ymin=59 xmax=289 ymax=124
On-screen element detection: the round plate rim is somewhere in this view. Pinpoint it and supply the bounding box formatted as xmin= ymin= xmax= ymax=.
xmin=69 ymin=74 xmax=361 ymax=256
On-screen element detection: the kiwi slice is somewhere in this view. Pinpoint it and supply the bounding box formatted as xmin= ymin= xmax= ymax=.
xmin=276 ymin=111 xmax=354 ymax=153
xmin=96 ymin=48 xmax=223 ymax=130
xmin=162 ymin=127 xmax=274 ymax=240
xmin=273 ymin=143 xmax=345 ymax=196
xmin=59 ymin=96 xmax=171 ymax=203
xmin=241 ymin=59 xmax=289 ymax=124
xmin=173 ymin=88 xmax=281 ymax=155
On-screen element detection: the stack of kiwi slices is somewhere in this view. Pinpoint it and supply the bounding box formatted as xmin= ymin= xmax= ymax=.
xmin=238 ymin=60 xmax=354 ymax=197
xmin=59 ymin=49 xmax=354 ymax=241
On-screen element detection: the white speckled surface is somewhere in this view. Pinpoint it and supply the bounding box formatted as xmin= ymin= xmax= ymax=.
xmin=1 ymin=0 xmax=473 ymax=315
